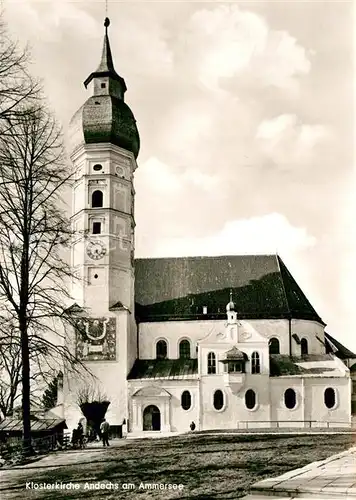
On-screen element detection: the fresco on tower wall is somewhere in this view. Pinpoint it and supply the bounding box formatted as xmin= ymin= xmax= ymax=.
xmin=76 ymin=317 xmax=116 ymax=361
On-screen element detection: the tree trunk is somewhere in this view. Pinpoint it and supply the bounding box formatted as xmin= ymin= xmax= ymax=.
xmin=20 ymin=318 xmax=32 ymax=455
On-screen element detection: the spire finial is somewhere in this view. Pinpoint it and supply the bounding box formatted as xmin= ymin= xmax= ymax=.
xmin=230 ymin=289 xmax=233 ymax=303
xmin=104 ymin=17 xmax=110 ymax=32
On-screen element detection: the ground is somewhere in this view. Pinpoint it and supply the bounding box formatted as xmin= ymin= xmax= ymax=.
xmin=1 ymin=433 xmax=355 ymax=499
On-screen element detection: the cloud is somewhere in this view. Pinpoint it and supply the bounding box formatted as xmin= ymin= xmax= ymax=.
xmin=4 ymin=0 xmax=101 ymax=43
xmin=146 ymin=213 xmax=316 ymax=257
xmin=256 ymin=114 xmax=329 ymax=166
xmin=181 ymin=5 xmax=311 ymax=91
xmin=135 ymin=157 xmax=220 ymax=195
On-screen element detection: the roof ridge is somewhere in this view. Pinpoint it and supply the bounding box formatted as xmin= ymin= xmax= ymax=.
xmin=135 ymin=254 xmax=276 ymax=261
xmin=275 ymin=256 xmax=291 ymax=316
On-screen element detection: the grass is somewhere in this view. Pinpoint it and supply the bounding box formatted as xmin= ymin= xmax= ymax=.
xmin=1 ymin=433 xmax=355 ymax=499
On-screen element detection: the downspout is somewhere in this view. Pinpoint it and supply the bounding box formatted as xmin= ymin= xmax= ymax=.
xmin=288 ymin=317 xmax=292 ymax=356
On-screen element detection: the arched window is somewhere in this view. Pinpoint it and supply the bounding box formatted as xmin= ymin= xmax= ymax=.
xmin=179 ymin=339 xmax=191 ymax=359
xmin=324 ymin=388 xmax=336 ymax=409
xmin=156 ymin=340 xmax=167 ymax=360
xmin=245 ymin=389 xmax=256 ymax=410
xmin=269 ymin=337 xmax=280 ymax=355
xmin=301 ymin=338 xmax=308 ymax=355
xmin=207 ymin=352 xmax=216 ymax=374
xmin=213 ymin=390 xmax=224 ymax=410
xmin=181 ymin=391 xmax=191 ymax=410
xmin=284 ymin=388 xmax=297 ymax=409
xmin=92 ymin=190 xmax=103 ymax=208
xmin=251 ymin=352 xmax=260 ymax=374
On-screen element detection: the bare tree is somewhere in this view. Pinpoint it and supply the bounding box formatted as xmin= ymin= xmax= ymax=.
xmin=0 ymin=14 xmax=40 ymax=130
xmin=0 ymin=326 xmax=22 ymax=418
xmin=0 ymin=102 xmax=93 ymax=452
xmin=77 ymin=384 xmax=110 ymax=438
xmin=0 ymin=324 xmax=62 ymax=419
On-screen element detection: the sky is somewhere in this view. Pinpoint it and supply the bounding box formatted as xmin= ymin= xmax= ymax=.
xmin=3 ymin=0 xmax=355 ymax=350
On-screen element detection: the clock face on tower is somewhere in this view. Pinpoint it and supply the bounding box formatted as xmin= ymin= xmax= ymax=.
xmin=86 ymin=240 xmax=107 ymax=260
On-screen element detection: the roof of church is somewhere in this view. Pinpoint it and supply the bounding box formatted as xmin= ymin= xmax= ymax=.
xmin=324 ymin=332 xmax=356 ymax=359
xmin=269 ymin=354 xmax=336 ymax=376
xmin=134 ymin=255 xmax=323 ymax=324
xmin=128 ymin=359 xmax=198 ymax=380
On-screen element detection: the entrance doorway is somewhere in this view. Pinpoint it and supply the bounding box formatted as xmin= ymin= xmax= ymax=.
xmin=143 ymin=405 xmax=161 ymax=431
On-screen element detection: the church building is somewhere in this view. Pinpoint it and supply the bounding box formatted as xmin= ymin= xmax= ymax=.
xmin=62 ymin=19 xmax=353 ymax=435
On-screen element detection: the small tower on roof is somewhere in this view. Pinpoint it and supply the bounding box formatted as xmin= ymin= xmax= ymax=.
xmin=226 ymin=290 xmax=237 ymax=325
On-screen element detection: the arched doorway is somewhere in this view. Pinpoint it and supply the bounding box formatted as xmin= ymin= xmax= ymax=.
xmin=143 ymin=405 xmax=161 ymax=431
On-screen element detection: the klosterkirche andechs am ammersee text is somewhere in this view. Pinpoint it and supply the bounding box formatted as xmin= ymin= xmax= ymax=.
xmin=59 ymin=18 xmax=354 ymax=436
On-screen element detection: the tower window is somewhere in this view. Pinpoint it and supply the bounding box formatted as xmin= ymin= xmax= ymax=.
xmin=179 ymin=339 xmax=191 ymax=359
xmin=269 ymin=337 xmax=280 ymax=355
xmin=92 ymin=222 xmax=101 ymax=234
xmin=101 ymin=83 xmax=106 ymax=88
xmin=156 ymin=340 xmax=167 ymax=360
xmin=301 ymin=338 xmax=308 ymax=355
xmin=93 ymin=164 xmax=103 ymax=171
xmin=181 ymin=391 xmax=192 ymax=411
xmin=251 ymin=351 xmax=260 ymax=374
xmin=207 ymin=352 xmax=216 ymax=374
xmin=91 ymin=190 xmax=103 ymax=208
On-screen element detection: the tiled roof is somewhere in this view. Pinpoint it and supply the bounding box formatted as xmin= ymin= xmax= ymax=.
xmin=128 ymin=359 xmax=198 ymax=380
xmin=223 ymin=346 xmax=247 ymax=360
xmin=134 ymin=255 xmax=323 ymax=323
xmin=0 ymin=418 xmax=67 ymax=433
xmin=324 ymin=332 xmax=356 ymax=359
xmin=269 ymin=354 xmax=336 ymax=377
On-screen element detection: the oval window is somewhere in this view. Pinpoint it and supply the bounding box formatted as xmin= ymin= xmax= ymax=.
xmin=213 ymin=390 xmax=224 ymax=410
xmin=93 ymin=164 xmax=103 ymax=171
xmin=245 ymin=389 xmax=256 ymax=410
xmin=324 ymin=388 xmax=336 ymax=409
xmin=284 ymin=388 xmax=296 ymax=409
xmin=181 ymin=391 xmax=192 ymax=410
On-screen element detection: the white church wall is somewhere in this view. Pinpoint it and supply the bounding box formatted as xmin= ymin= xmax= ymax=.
xmin=303 ymin=376 xmax=351 ymax=426
xmin=199 ymin=374 xmax=271 ymax=430
xmin=127 ymin=380 xmax=199 ymax=433
xmin=199 ymin=344 xmax=270 ymax=376
xmin=138 ymin=320 xmax=218 ymax=359
xmin=270 ymin=378 xmax=304 ymax=426
xmin=72 ymin=180 xmax=86 ymax=215
xmin=139 ymin=318 xmax=294 ymax=360
xmin=291 ymin=319 xmax=326 ymax=356
xmin=247 ymin=319 xmax=290 ymax=354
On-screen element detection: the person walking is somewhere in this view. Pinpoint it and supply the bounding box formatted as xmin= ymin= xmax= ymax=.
xmin=77 ymin=422 xmax=84 ymax=448
xmin=100 ymin=418 xmax=110 ymax=447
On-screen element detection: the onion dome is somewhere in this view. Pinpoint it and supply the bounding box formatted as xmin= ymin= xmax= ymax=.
xmin=68 ymin=18 xmax=140 ymax=158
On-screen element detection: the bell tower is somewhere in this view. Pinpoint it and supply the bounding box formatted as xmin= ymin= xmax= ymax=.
xmin=64 ymin=18 xmax=140 ymax=431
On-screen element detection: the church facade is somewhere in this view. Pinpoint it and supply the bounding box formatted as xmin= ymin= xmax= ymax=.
xmin=62 ymin=19 xmax=352 ymax=435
